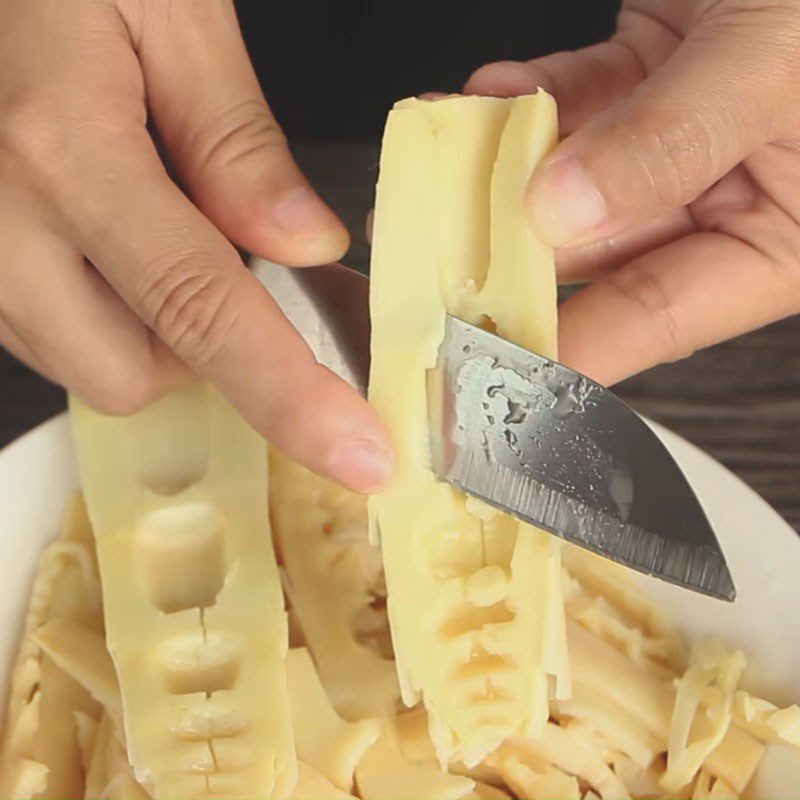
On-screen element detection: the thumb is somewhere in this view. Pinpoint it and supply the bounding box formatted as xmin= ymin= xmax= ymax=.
xmin=526 ymin=18 xmax=786 ymax=247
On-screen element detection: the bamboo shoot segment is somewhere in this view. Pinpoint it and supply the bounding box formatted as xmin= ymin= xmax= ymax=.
xmin=467 ymin=781 xmax=511 ymax=800
xmin=607 ymin=752 xmax=663 ymax=797
xmin=290 ymin=762 xmax=357 ymax=800
xmin=662 ymin=642 xmax=745 ymax=793
xmin=704 ymin=723 xmax=764 ymax=793
xmin=394 ymin=706 xmax=509 ymax=791
xmin=286 ymin=647 xmax=381 ymax=792
xmin=565 ymin=618 xmax=763 ymax=793
xmin=564 ymin=549 xmax=683 ymax=641
xmin=84 ymin=713 xmax=113 ymax=800
xmin=69 ymin=383 xmax=295 ymax=799
xmin=270 ymin=451 xmax=398 ymax=721
xmin=74 ymin=710 xmax=99 ymax=777
xmin=0 ymin=494 xmax=102 ymax=800
xmin=497 ymin=726 xmax=631 ymax=799
xmin=491 ymin=755 xmax=580 ymax=800
xmin=103 ymin=772 xmax=154 ymax=800
xmin=395 ymin=707 xmax=438 ymax=765
xmin=369 ymin=92 xmax=566 ymax=766
xmin=552 ymin=687 xmax=659 ymax=770
xmin=100 ymin=722 xmax=153 ymax=800
xmin=355 ymin=726 xmax=475 ymax=800
xmin=690 ymin=771 xmax=738 ymax=799
xmin=734 ymin=691 xmax=800 ymax=746
xmin=32 ymin=618 xmax=121 ymax=717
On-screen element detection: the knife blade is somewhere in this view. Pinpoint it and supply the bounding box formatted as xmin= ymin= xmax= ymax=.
xmin=429 ymin=314 xmax=735 ymax=601
xmin=254 ymin=259 xmax=735 ymax=601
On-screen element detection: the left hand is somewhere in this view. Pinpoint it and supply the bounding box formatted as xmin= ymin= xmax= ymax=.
xmin=0 ymin=0 xmax=393 ymax=493
xmin=467 ymin=0 xmax=800 ymax=384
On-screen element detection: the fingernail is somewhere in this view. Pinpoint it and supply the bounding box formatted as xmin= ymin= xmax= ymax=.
xmin=466 ymin=61 xmax=536 ymax=98
xmin=272 ymin=185 xmax=337 ymax=238
xmin=527 ymin=157 xmax=607 ymax=246
xmin=327 ymin=438 xmax=394 ymax=493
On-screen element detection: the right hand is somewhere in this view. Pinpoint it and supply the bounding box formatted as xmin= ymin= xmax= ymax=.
xmin=467 ymin=0 xmax=800 ymax=386
xmin=0 ymin=0 xmax=394 ymax=493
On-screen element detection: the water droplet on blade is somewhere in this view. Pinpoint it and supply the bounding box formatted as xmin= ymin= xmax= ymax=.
xmin=503 ymin=399 xmax=527 ymax=425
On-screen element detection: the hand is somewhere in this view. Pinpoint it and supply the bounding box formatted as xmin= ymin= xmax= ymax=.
xmin=0 ymin=0 xmax=393 ymax=492
xmin=467 ymin=0 xmax=800 ymax=384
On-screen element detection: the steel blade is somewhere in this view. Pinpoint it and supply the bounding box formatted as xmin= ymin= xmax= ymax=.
xmin=429 ymin=315 xmax=735 ymax=601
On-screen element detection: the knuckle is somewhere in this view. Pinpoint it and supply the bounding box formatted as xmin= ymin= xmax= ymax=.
xmin=82 ymin=366 xmax=166 ymax=417
xmin=1 ymin=92 xmax=46 ymax=155
xmin=621 ymin=97 xmax=716 ymax=207
xmin=195 ymin=99 xmax=287 ymax=176
xmin=584 ymin=41 xmax=646 ymax=96
xmin=138 ymin=252 xmax=239 ymax=368
xmin=703 ymin=0 xmax=800 ymax=32
xmin=699 ymin=3 xmax=800 ymax=117
xmin=0 ymin=94 xmax=63 ymax=192
xmin=0 ymin=91 xmax=129 ymax=210
xmin=760 ymin=248 xmax=800 ymax=305
xmin=607 ymin=265 xmax=694 ymax=363
xmin=257 ymin=399 xmax=295 ymax=441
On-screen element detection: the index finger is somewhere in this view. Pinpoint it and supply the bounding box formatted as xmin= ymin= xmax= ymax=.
xmin=51 ymin=134 xmax=394 ymax=493
xmin=558 ymin=231 xmax=800 ymax=385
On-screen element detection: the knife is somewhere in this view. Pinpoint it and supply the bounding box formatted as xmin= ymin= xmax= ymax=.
xmin=255 ymin=258 xmax=735 ymax=601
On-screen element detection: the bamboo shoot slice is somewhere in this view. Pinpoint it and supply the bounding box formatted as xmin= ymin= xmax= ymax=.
xmin=270 ymin=451 xmax=398 ymax=721
xmin=369 ymin=92 xmax=565 ymax=766
xmin=290 ymin=762 xmax=357 ymax=800
xmin=0 ymin=497 xmax=102 ymax=800
xmin=467 ymin=782 xmax=510 ymax=800
xmin=500 ymin=725 xmax=631 ymax=799
xmin=662 ymin=642 xmax=745 ymax=793
xmin=285 ymin=647 xmax=380 ymax=792
xmin=70 ymin=383 xmax=295 ymax=799
xmin=32 ymin=618 xmax=121 ymax=718
xmin=734 ymin=691 xmax=800 ymax=746
xmin=492 ymin=755 xmax=580 ymax=800
xmin=355 ymin=726 xmax=474 ymax=800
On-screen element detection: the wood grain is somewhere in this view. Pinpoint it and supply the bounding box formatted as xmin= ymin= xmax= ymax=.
xmin=0 ymin=141 xmax=797 ymax=532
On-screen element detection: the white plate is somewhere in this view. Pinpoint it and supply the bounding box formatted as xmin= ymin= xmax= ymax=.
xmin=0 ymin=413 xmax=798 ymax=796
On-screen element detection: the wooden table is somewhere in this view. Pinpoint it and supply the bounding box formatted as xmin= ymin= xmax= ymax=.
xmin=1 ymin=142 xmax=799 ymax=532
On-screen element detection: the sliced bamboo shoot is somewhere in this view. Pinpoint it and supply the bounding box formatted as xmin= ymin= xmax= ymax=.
xmin=290 ymin=761 xmax=357 ymax=800
xmin=734 ymin=691 xmax=800 ymax=746
xmin=285 ymin=647 xmax=380 ymax=792
xmin=270 ymin=451 xmax=398 ymax=721
xmin=355 ymin=725 xmax=474 ymax=800
xmin=566 ymin=619 xmax=763 ymax=792
xmin=0 ymin=496 xmax=102 ymax=800
xmin=70 ymin=383 xmax=295 ymax=799
xmin=663 ymin=642 xmax=744 ymax=793
xmin=33 ymin=618 xmax=121 ymax=717
xmin=499 ymin=724 xmax=631 ymax=799
xmin=369 ymin=92 xmax=566 ymax=766
xmin=467 ymin=781 xmax=511 ymax=800
xmin=491 ymin=755 xmax=580 ymax=800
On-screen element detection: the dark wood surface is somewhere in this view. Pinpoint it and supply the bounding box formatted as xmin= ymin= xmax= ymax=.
xmin=1 ymin=142 xmax=799 ymax=532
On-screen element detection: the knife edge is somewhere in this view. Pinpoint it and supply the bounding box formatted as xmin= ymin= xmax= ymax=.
xmin=445 ymin=444 xmax=735 ymax=601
